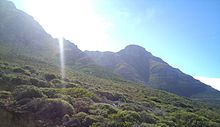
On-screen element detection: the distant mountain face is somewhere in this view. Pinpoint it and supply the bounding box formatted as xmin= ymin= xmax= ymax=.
xmin=0 ymin=0 xmax=93 ymax=67
xmin=0 ymin=0 xmax=220 ymax=99
xmin=85 ymin=45 xmax=220 ymax=98
xmin=0 ymin=0 xmax=56 ymax=58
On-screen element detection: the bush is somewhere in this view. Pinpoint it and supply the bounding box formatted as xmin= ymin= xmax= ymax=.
xmin=0 ymin=90 xmax=11 ymax=99
xmin=72 ymin=97 xmax=94 ymax=113
xmin=66 ymin=82 xmax=78 ymax=88
xmin=23 ymin=65 xmax=36 ymax=73
xmin=139 ymin=123 xmax=156 ymax=127
xmin=50 ymin=79 xmax=68 ymax=88
xmin=51 ymin=79 xmax=62 ymax=84
xmin=119 ymin=103 xmax=145 ymax=112
xmin=10 ymin=76 xmax=29 ymax=86
xmin=57 ymin=88 xmax=98 ymax=101
xmin=24 ymin=98 xmax=74 ymax=119
xmin=13 ymin=85 xmax=46 ymax=100
xmin=110 ymin=110 xmax=141 ymax=126
xmin=140 ymin=111 xmax=158 ymax=124
xmin=171 ymin=110 xmax=217 ymax=127
xmin=0 ymin=90 xmax=12 ymax=106
xmin=89 ymin=103 xmax=118 ymax=117
xmin=41 ymin=88 xmax=57 ymax=98
xmin=41 ymin=88 xmax=72 ymax=102
xmin=30 ymin=78 xmax=48 ymax=87
xmin=96 ymin=91 xmax=126 ymax=102
xmin=63 ymin=112 xmax=98 ymax=127
xmin=44 ymin=73 xmax=57 ymax=81
xmin=13 ymin=67 xmax=30 ymax=75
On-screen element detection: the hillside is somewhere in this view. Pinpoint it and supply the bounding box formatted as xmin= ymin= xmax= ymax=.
xmin=1 ymin=0 xmax=219 ymax=100
xmin=1 ymin=57 xmax=220 ymax=127
xmin=85 ymin=45 xmax=220 ymax=99
xmin=0 ymin=0 xmax=220 ymax=127
xmin=0 ymin=0 xmax=97 ymax=68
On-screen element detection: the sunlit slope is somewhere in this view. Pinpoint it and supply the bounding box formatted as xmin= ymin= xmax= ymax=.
xmin=0 ymin=0 xmax=125 ymax=82
xmin=0 ymin=1 xmax=95 ymax=68
xmin=0 ymin=0 xmax=59 ymax=61
xmin=0 ymin=0 xmax=80 ymax=65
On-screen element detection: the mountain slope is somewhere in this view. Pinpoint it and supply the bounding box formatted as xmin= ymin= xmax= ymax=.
xmin=1 ymin=0 xmax=219 ymax=100
xmin=85 ymin=45 xmax=220 ymax=99
xmin=0 ymin=1 xmax=220 ymax=127
xmin=1 ymin=58 xmax=220 ymax=127
xmin=0 ymin=0 xmax=123 ymax=81
xmin=0 ymin=0 xmax=97 ymax=68
xmin=0 ymin=0 xmax=57 ymax=60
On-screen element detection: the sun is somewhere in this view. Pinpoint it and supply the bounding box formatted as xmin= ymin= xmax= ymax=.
xmin=17 ymin=0 xmax=114 ymax=51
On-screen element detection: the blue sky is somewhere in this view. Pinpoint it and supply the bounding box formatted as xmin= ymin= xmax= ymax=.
xmin=10 ymin=0 xmax=220 ymax=89
xmin=91 ymin=0 xmax=220 ymax=78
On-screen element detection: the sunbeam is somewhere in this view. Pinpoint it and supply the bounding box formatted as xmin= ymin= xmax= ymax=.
xmin=59 ymin=37 xmax=65 ymax=80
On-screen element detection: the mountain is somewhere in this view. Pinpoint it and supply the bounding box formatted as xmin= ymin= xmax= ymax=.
xmin=1 ymin=0 xmax=220 ymax=99
xmin=1 ymin=0 xmax=220 ymax=127
xmin=0 ymin=0 xmax=120 ymax=80
xmin=1 ymin=0 xmax=220 ymax=100
xmin=0 ymin=0 xmax=97 ymax=68
xmin=0 ymin=0 xmax=56 ymax=60
xmin=85 ymin=45 xmax=220 ymax=99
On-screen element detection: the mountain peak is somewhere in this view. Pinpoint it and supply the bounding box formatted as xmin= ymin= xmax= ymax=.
xmin=119 ymin=44 xmax=152 ymax=56
xmin=0 ymin=0 xmax=16 ymax=10
xmin=124 ymin=44 xmax=145 ymax=51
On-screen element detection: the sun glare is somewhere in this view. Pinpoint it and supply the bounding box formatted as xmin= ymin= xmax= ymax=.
xmin=22 ymin=0 xmax=114 ymax=51
xmin=59 ymin=37 xmax=65 ymax=80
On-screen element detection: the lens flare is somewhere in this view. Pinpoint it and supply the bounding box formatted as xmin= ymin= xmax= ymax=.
xmin=59 ymin=37 xmax=65 ymax=79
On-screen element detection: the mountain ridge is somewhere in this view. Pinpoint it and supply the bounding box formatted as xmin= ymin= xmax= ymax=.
xmin=1 ymin=0 xmax=220 ymax=99
xmin=86 ymin=44 xmax=220 ymax=98
xmin=1 ymin=1 xmax=220 ymax=126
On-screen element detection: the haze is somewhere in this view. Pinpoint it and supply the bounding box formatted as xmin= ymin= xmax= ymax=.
xmin=10 ymin=0 xmax=220 ymax=90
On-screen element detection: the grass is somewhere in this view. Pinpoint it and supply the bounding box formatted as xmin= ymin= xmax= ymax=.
xmin=0 ymin=57 xmax=220 ymax=127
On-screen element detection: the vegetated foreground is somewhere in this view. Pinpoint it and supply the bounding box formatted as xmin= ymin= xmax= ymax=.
xmin=0 ymin=59 xmax=220 ymax=127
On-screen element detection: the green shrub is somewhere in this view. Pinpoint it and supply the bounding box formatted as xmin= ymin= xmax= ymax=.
xmin=41 ymin=88 xmax=72 ymax=102
xmin=66 ymin=82 xmax=78 ymax=88
xmin=141 ymin=99 xmax=157 ymax=108
xmin=149 ymin=97 xmax=161 ymax=103
xmin=13 ymin=85 xmax=46 ymax=100
xmin=55 ymin=94 xmax=73 ymax=103
xmin=0 ymin=90 xmax=12 ymax=106
xmin=171 ymin=110 xmax=217 ymax=127
xmin=119 ymin=103 xmax=144 ymax=112
xmin=51 ymin=79 xmax=62 ymax=84
xmin=10 ymin=76 xmax=29 ymax=86
xmin=196 ymin=109 xmax=220 ymax=123
xmin=44 ymin=73 xmax=57 ymax=81
xmin=110 ymin=110 xmax=141 ymax=126
xmin=13 ymin=67 xmax=30 ymax=75
xmin=63 ymin=112 xmax=98 ymax=127
xmin=30 ymin=78 xmax=48 ymax=87
xmin=72 ymin=97 xmax=94 ymax=113
xmin=50 ymin=79 xmax=67 ymax=88
xmin=41 ymin=88 xmax=57 ymax=98
xmin=25 ymin=98 xmax=74 ymax=119
xmin=96 ymin=91 xmax=126 ymax=102
xmin=0 ymin=90 xmax=11 ymax=99
xmin=23 ymin=65 xmax=36 ymax=73
xmin=140 ymin=111 xmax=158 ymax=124
xmin=139 ymin=123 xmax=156 ymax=127
xmin=57 ymin=88 xmax=98 ymax=100
xmin=89 ymin=103 xmax=118 ymax=117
